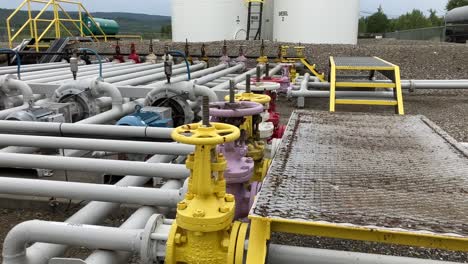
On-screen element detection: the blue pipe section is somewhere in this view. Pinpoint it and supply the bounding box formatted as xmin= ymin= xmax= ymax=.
xmin=0 ymin=49 xmax=21 ymax=80
xmin=78 ymin=48 xmax=103 ymax=80
xmin=169 ymin=50 xmax=191 ymax=80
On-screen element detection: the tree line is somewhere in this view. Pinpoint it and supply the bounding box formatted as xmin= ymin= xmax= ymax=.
xmin=360 ymin=0 xmax=468 ymax=33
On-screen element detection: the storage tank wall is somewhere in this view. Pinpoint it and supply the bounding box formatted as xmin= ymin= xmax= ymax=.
xmin=273 ymin=0 xmax=360 ymax=44
xmin=172 ymin=0 xmax=248 ymax=42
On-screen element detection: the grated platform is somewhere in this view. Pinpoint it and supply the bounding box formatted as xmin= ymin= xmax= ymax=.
xmin=252 ymin=111 xmax=468 ymax=238
xmin=333 ymin=57 xmax=392 ymax=68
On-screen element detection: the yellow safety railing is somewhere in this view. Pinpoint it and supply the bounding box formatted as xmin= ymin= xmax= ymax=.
xmin=7 ymin=0 xmax=108 ymax=51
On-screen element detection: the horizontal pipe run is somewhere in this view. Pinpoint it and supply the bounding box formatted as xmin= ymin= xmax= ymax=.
xmin=291 ymin=90 xmax=394 ymax=98
xmin=0 ymin=121 xmax=173 ymax=139
xmin=2 ymin=220 xmax=143 ymax=264
xmin=0 ymin=153 xmax=190 ymax=179
xmin=0 ymin=134 xmax=194 ymax=155
xmin=295 ymin=80 xmax=468 ymax=91
xmin=0 ymin=177 xmax=183 ymax=206
xmin=21 ymin=154 xmax=177 ymax=264
xmin=267 ymin=244 xmax=461 ymax=264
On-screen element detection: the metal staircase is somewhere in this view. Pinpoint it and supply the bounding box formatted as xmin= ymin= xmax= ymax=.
xmin=246 ymin=0 xmax=264 ymax=40
xmin=329 ymin=56 xmax=405 ymax=115
xmin=39 ymin=38 xmax=70 ymax=63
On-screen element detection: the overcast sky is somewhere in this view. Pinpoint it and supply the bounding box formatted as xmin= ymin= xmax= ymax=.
xmin=1 ymin=0 xmax=448 ymax=16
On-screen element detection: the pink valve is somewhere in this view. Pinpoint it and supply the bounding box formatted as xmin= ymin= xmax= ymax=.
xmin=209 ymin=101 xmax=264 ymax=219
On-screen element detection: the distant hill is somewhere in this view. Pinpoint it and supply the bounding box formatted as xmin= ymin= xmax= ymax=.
xmin=0 ymin=8 xmax=171 ymax=41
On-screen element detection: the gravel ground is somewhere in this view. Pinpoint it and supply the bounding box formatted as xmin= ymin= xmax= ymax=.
xmin=0 ymin=39 xmax=467 ymax=262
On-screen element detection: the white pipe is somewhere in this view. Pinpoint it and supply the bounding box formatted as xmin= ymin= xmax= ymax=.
xmin=85 ymin=206 xmax=159 ymax=264
xmin=0 ymin=134 xmax=194 ymax=155
xmin=147 ymin=63 xmax=228 ymax=86
xmin=2 ymin=220 xmax=143 ymax=264
xmin=194 ymin=84 xmax=219 ymax=102
xmin=0 ymin=75 xmax=35 ymax=119
xmin=0 ymin=62 xmax=69 ymax=75
xmin=267 ymin=244 xmax=460 ymax=264
xmin=112 ymin=62 xmax=206 ymax=86
xmin=212 ymin=65 xmax=264 ymax=91
xmin=0 ymin=177 xmax=182 ymax=206
xmin=0 ymin=152 xmax=189 ymax=179
xmin=0 ymin=121 xmax=173 ymax=139
xmin=193 ymin=63 xmax=245 ymax=85
xmin=22 ymin=154 xmax=176 ymax=264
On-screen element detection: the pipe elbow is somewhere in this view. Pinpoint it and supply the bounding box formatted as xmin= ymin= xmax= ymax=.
xmin=91 ymin=79 xmax=124 ymax=110
xmin=193 ymin=84 xmax=218 ymax=102
xmin=3 ymin=220 xmax=40 ymax=262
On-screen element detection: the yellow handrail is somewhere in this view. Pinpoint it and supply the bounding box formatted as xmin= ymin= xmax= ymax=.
xmin=6 ymin=0 xmax=114 ymax=51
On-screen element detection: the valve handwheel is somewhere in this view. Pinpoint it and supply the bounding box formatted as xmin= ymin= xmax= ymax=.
xmin=225 ymin=93 xmax=271 ymax=105
xmin=210 ymin=101 xmax=264 ymax=118
xmin=172 ymin=122 xmax=240 ymax=145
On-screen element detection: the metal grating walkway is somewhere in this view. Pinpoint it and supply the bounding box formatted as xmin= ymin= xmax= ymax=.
xmin=252 ymin=111 xmax=468 ymax=241
xmin=333 ymin=56 xmax=393 ymax=68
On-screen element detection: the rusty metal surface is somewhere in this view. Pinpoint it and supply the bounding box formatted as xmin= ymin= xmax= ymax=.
xmin=252 ymin=110 xmax=468 ymax=236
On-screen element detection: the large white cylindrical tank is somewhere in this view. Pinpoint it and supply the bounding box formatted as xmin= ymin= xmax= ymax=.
xmin=172 ymin=0 xmax=248 ymax=42
xmin=273 ymin=0 xmax=360 ymax=44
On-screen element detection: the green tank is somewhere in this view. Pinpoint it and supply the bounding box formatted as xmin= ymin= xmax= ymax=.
xmin=83 ymin=16 xmax=120 ymax=35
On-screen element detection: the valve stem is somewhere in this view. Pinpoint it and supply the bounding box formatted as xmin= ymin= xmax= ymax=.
xmin=256 ymin=66 xmax=261 ymax=82
xmin=202 ymin=96 xmax=211 ymax=127
xmin=246 ymin=74 xmax=251 ymax=93
xmin=229 ymin=79 xmax=235 ymax=104
xmin=265 ymin=62 xmax=270 ymax=79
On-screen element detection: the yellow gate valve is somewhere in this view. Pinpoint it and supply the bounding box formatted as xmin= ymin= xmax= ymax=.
xmin=166 ymin=117 xmax=245 ymax=264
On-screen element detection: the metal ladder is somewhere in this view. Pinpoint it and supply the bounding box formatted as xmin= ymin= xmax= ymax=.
xmin=246 ymin=0 xmax=264 ymax=40
xmin=329 ymin=56 xmax=405 ymax=115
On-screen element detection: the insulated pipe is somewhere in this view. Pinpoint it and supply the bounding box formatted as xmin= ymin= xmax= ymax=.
xmin=85 ymin=206 xmax=159 ymax=264
xmin=267 ymin=244 xmax=461 ymax=264
xmin=22 ymin=154 xmax=176 ymax=264
xmin=2 ymin=220 xmax=143 ymax=264
xmin=0 ymin=177 xmax=183 ymax=206
xmin=0 ymin=153 xmax=189 ymax=179
xmin=0 ymin=134 xmax=194 ymax=155
xmin=112 ymin=62 xmax=206 ymax=86
xmin=0 ymin=75 xmax=35 ymax=119
xmin=0 ymin=121 xmax=173 ymax=139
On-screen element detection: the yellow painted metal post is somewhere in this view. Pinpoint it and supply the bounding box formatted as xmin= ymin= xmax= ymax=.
xmin=78 ymin=5 xmax=83 ymax=37
xmin=245 ymin=217 xmax=270 ymax=264
xmin=394 ymin=66 xmax=405 ymax=115
xmin=52 ymin=0 xmax=60 ymax=38
xmin=27 ymin=0 xmax=34 ymax=39
xmin=329 ymin=56 xmax=337 ymax=112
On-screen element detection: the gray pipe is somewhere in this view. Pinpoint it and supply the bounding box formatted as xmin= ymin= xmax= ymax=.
xmin=2 ymin=221 xmax=143 ymax=264
xmin=0 ymin=134 xmax=193 ymax=155
xmin=212 ymin=65 xmax=265 ymax=91
xmin=0 ymin=152 xmax=189 ymax=179
xmin=0 ymin=177 xmax=183 ymax=206
xmin=0 ymin=62 xmax=69 ymax=75
xmin=20 ymin=154 xmax=176 ymax=264
xmin=0 ymin=121 xmax=173 ymax=139
xmin=267 ymin=244 xmax=460 ymax=264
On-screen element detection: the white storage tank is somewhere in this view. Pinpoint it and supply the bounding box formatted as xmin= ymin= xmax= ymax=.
xmin=172 ymin=0 xmax=248 ymax=42
xmin=273 ymin=0 xmax=360 ymax=44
